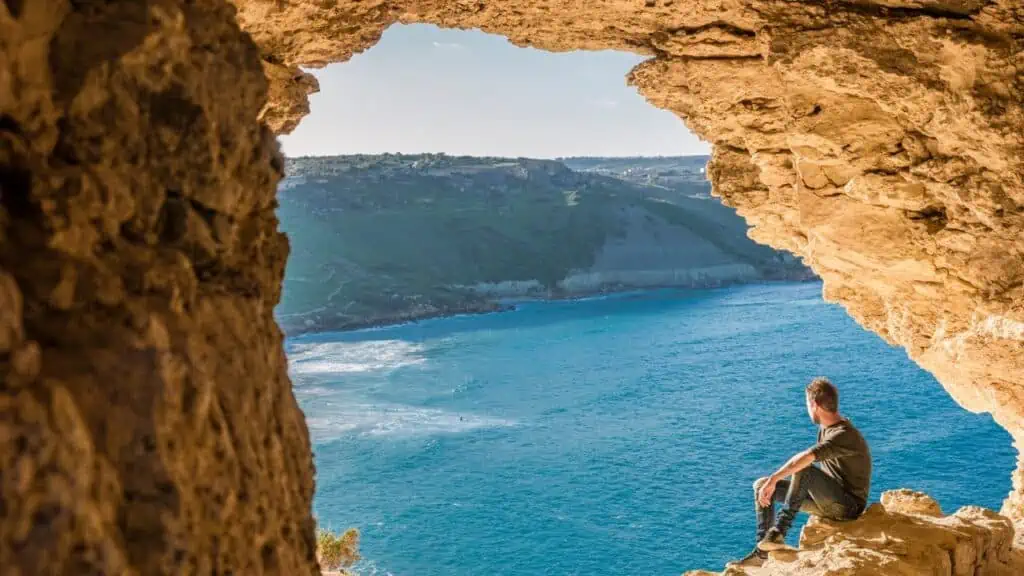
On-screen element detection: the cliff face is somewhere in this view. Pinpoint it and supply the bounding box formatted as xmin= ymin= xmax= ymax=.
xmin=277 ymin=154 xmax=810 ymax=333
xmin=1 ymin=1 xmax=1023 ymax=575
xmin=1 ymin=2 xmax=312 ymax=574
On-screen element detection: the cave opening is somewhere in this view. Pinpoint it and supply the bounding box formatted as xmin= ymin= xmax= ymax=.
xmin=274 ymin=22 xmax=1017 ymax=575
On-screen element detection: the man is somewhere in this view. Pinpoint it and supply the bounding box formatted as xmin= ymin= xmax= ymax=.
xmin=731 ymin=377 xmax=872 ymax=567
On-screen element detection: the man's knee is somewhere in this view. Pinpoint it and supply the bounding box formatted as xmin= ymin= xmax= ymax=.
xmin=753 ymin=477 xmax=769 ymax=492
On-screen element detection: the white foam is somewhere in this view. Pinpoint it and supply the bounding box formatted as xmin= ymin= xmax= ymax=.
xmin=305 ymin=403 xmax=515 ymax=440
xmin=288 ymin=340 xmax=426 ymax=376
xmin=288 ymin=338 xmax=512 ymax=440
xmin=297 ymin=386 xmax=337 ymax=396
xmin=348 ymin=558 xmax=395 ymax=576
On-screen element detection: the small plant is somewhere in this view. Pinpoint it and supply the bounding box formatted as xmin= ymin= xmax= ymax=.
xmin=316 ymin=526 xmax=360 ymax=574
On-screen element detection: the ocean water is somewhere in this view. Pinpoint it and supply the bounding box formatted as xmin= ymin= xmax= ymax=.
xmin=286 ymin=282 xmax=1015 ymax=575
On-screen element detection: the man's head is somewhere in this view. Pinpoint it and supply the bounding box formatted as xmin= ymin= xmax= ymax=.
xmin=805 ymin=377 xmax=839 ymax=424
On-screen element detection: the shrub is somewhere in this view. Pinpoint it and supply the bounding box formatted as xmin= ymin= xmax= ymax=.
xmin=316 ymin=527 xmax=360 ymax=573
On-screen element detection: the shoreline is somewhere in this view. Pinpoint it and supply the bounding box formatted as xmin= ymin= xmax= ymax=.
xmin=278 ymin=275 xmax=820 ymax=338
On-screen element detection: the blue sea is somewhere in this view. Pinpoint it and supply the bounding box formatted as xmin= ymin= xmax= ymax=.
xmin=285 ymin=282 xmax=1015 ymax=575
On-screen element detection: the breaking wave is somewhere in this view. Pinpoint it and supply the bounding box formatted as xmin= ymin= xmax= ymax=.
xmin=288 ymin=337 xmax=514 ymax=440
xmin=288 ymin=340 xmax=427 ymax=376
xmin=305 ymin=404 xmax=515 ymax=440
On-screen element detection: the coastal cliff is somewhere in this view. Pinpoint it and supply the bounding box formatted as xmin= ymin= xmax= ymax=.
xmin=276 ymin=154 xmax=812 ymax=333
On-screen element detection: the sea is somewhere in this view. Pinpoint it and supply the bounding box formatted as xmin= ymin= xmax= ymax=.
xmin=285 ymin=281 xmax=1015 ymax=576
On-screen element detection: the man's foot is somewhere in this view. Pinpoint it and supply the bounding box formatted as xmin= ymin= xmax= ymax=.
xmin=726 ymin=548 xmax=767 ymax=568
xmin=756 ymin=527 xmax=789 ymax=551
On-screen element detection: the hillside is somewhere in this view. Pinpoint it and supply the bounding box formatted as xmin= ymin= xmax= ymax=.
xmin=560 ymin=156 xmax=712 ymax=199
xmin=275 ymin=154 xmax=813 ymax=334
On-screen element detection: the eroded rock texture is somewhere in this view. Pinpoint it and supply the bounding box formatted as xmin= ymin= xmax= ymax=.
xmin=688 ymin=490 xmax=1024 ymax=576
xmin=3 ymin=0 xmax=1024 ymax=574
xmin=1 ymin=1 xmax=315 ymax=574
xmin=237 ymin=0 xmax=1024 ymax=525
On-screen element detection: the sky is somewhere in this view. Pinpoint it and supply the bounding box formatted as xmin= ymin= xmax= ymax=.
xmin=278 ymin=24 xmax=709 ymax=159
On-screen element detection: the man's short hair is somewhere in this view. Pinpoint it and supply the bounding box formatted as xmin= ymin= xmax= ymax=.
xmin=806 ymin=377 xmax=839 ymax=413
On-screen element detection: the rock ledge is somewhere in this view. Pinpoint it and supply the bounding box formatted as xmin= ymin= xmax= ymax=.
xmin=687 ymin=490 xmax=1024 ymax=576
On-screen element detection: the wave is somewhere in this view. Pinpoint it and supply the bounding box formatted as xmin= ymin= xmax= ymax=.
xmin=305 ymin=403 xmax=515 ymax=440
xmin=287 ymin=338 xmax=513 ymax=440
xmin=288 ymin=340 xmax=427 ymax=376
xmin=348 ymin=558 xmax=394 ymax=576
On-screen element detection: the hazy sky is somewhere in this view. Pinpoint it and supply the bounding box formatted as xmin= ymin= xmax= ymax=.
xmin=279 ymin=24 xmax=709 ymax=158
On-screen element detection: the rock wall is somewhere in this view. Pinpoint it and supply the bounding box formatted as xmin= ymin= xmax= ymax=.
xmin=1 ymin=1 xmax=314 ymax=574
xmin=1 ymin=0 xmax=1022 ymax=574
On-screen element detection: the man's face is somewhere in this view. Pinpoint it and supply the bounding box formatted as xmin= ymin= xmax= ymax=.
xmin=806 ymin=395 xmax=820 ymax=425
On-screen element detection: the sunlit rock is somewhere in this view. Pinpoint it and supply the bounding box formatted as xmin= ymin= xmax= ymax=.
xmin=688 ymin=491 xmax=1024 ymax=576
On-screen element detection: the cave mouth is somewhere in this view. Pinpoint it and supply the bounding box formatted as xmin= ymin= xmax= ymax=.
xmin=246 ymin=0 xmax=1024 ymax=560
xmin=275 ymin=23 xmax=1018 ymax=574
xmin=2 ymin=1 xmax=1021 ymax=574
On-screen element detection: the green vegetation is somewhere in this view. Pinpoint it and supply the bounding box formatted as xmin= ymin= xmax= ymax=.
xmin=560 ymin=155 xmax=712 ymax=197
xmin=275 ymin=154 xmax=811 ymax=334
xmin=316 ymin=527 xmax=360 ymax=574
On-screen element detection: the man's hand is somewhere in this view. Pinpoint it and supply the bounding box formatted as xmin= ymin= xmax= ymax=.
xmin=759 ymin=449 xmax=817 ymax=507
xmin=758 ymin=477 xmax=778 ymax=507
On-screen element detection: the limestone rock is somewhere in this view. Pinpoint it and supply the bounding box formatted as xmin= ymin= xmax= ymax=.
xmin=689 ymin=491 xmax=1024 ymax=576
xmin=881 ymin=488 xmax=944 ymax=517
xmin=2 ymin=1 xmax=313 ymax=574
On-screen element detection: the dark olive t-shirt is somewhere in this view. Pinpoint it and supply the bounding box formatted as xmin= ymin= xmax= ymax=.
xmin=811 ymin=418 xmax=871 ymax=504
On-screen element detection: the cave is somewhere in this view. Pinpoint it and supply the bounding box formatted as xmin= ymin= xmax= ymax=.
xmin=1 ymin=0 xmax=1022 ymax=574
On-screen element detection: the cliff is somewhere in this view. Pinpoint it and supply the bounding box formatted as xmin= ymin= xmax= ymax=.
xmin=276 ymin=154 xmax=811 ymax=333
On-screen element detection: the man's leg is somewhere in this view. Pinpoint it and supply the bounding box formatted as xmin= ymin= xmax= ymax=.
xmin=754 ymin=477 xmax=788 ymax=542
xmin=729 ymin=477 xmax=795 ymax=567
xmin=754 ymin=476 xmax=821 ymax=541
xmin=774 ymin=466 xmax=860 ymax=537
xmin=731 ymin=477 xmax=820 ymax=566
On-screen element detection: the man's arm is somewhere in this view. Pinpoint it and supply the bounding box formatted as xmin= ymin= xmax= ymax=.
xmin=769 ymin=448 xmax=816 ymax=482
xmin=757 ymin=448 xmax=816 ymax=506
xmin=774 ymin=430 xmax=853 ymax=483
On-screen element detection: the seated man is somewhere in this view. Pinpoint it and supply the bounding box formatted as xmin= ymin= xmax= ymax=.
xmin=731 ymin=377 xmax=872 ymax=567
